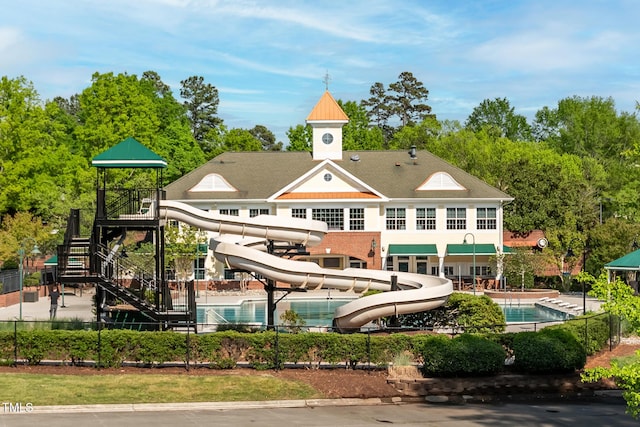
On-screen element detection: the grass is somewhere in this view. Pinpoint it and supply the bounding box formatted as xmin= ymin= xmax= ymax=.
xmin=0 ymin=317 xmax=93 ymax=332
xmin=0 ymin=373 xmax=321 ymax=406
xmin=611 ymin=353 xmax=640 ymax=368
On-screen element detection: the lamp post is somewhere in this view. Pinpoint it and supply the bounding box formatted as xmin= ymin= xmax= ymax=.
xmin=463 ymin=233 xmax=476 ymax=295
xmin=18 ymin=239 xmax=41 ymax=320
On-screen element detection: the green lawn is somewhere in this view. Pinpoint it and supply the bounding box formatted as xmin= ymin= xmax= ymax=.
xmin=0 ymin=373 xmax=321 ymax=406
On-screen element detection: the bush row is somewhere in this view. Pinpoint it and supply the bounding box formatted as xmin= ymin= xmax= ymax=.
xmin=0 ymin=315 xmax=611 ymax=374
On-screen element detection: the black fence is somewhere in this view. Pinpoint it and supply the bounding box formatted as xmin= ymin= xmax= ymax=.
xmin=0 ymin=311 xmax=622 ymax=371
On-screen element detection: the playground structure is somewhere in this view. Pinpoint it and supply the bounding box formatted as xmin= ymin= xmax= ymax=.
xmin=54 ymin=138 xmax=453 ymax=332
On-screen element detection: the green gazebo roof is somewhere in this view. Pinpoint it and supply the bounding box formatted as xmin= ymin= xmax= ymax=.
xmin=605 ymin=249 xmax=640 ymax=271
xmin=91 ymin=137 xmax=167 ymax=168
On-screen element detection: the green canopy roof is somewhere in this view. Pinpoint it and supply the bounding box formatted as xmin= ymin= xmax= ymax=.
xmin=446 ymin=243 xmax=496 ymax=256
xmin=92 ymin=137 xmax=167 ymax=168
xmin=44 ymin=255 xmax=57 ymax=266
xmin=388 ymin=244 xmax=438 ymax=256
xmin=605 ymin=249 xmax=640 ymax=271
xmin=502 ymin=245 xmax=516 ymax=254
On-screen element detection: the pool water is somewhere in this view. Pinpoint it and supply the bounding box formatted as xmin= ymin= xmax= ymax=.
xmin=501 ymin=304 xmax=571 ymax=323
xmin=196 ymin=299 xmax=571 ymax=327
xmin=197 ymin=298 xmax=356 ymax=327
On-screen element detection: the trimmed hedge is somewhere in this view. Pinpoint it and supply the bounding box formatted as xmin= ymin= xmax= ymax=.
xmin=512 ymin=328 xmax=586 ymax=374
xmin=0 ymin=323 xmax=606 ymax=376
xmin=421 ymin=334 xmax=506 ymax=377
xmin=546 ymin=314 xmax=611 ymax=356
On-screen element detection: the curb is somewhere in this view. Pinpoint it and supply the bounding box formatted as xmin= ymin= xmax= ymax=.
xmin=3 ymin=397 xmax=396 ymax=415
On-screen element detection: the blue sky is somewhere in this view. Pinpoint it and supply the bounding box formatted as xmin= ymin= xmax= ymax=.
xmin=2 ymin=0 xmax=639 ymax=144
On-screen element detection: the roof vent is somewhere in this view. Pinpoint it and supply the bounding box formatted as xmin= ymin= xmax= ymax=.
xmin=408 ymin=145 xmax=417 ymax=160
xmin=350 ymin=154 xmax=360 ymax=162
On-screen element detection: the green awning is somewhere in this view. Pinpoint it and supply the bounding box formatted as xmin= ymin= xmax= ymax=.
xmin=446 ymin=243 xmax=496 ymax=256
xmin=502 ymin=245 xmax=516 ymax=254
xmin=44 ymin=255 xmax=58 ymax=266
xmin=605 ymin=249 xmax=640 ymax=271
xmin=387 ymin=244 xmax=438 ymax=256
xmin=92 ymin=137 xmax=167 ymax=168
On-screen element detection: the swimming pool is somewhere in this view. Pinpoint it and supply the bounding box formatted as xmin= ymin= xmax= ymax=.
xmin=197 ymin=298 xmax=357 ymax=327
xmin=501 ymin=304 xmax=572 ymax=323
xmin=196 ymin=298 xmax=571 ymax=327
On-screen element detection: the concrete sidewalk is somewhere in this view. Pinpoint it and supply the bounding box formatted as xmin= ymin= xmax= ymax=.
xmin=0 ymin=287 xmax=96 ymax=322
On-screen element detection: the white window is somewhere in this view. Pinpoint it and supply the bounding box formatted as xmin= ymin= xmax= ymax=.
xmin=417 ymin=208 xmax=436 ymax=230
xmin=386 ymin=208 xmax=406 ymax=230
xmin=446 ymin=208 xmax=466 ymax=230
xmin=312 ymin=208 xmax=344 ymax=230
xmin=349 ymin=208 xmax=364 ymax=230
xmin=219 ymin=208 xmax=239 ymax=216
xmin=471 ymin=265 xmax=492 ymax=276
xmin=194 ymin=257 xmax=205 ymax=280
xmin=292 ymin=208 xmax=306 ymax=219
xmin=477 ymin=208 xmax=497 ymax=230
xmin=250 ymin=208 xmax=270 ymax=217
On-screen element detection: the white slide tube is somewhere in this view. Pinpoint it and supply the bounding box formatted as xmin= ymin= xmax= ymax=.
xmin=158 ymin=200 xmax=453 ymax=331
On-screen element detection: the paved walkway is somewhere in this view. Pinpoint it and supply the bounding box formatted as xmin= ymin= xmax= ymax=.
xmin=0 ymin=287 xmax=96 ymax=322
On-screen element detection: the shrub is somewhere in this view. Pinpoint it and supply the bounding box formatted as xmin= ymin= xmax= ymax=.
xmin=398 ymin=292 xmax=506 ymax=333
xmin=421 ymin=334 xmax=506 ymax=377
xmin=513 ymin=328 xmax=586 ymax=374
xmin=548 ymin=314 xmax=612 ymax=355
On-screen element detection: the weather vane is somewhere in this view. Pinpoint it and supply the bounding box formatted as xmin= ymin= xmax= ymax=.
xmin=323 ymin=70 xmax=331 ymax=91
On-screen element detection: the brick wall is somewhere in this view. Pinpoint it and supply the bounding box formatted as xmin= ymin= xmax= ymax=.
xmin=0 ymin=286 xmax=47 ymax=308
xmin=307 ymin=231 xmax=381 ymax=268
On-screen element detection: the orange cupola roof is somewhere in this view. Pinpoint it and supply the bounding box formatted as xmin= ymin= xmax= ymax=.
xmin=306 ymin=91 xmax=349 ymax=122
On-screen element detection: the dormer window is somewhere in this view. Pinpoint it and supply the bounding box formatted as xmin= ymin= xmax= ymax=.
xmin=190 ymin=173 xmax=237 ymax=192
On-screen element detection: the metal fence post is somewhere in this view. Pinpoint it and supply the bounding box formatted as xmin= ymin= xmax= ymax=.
xmin=584 ymin=317 xmax=589 ymax=354
xmin=366 ymin=330 xmax=371 ymax=371
xmin=274 ymin=326 xmax=279 ymax=371
xmin=97 ymin=322 xmax=102 ymax=370
xmin=186 ymin=324 xmax=190 ymax=371
xmin=13 ymin=321 xmax=17 ymax=365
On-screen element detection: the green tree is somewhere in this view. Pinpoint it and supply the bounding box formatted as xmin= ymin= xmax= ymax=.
xmin=74 ymin=71 xmax=205 ymax=184
xmin=501 ymin=247 xmax=545 ymax=290
xmin=164 ymin=223 xmax=207 ymax=288
xmin=338 ymin=100 xmax=384 ymax=150
xmin=0 ymin=212 xmax=58 ymax=267
xmin=221 ymin=128 xmax=263 ymax=152
xmin=581 ymin=273 xmax=640 ymax=418
xmin=465 ymin=97 xmax=532 ymax=141
xmin=361 ymin=82 xmax=393 ymax=139
xmin=249 ymin=125 xmax=282 ymax=151
xmin=180 ymin=75 xmax=223 ymax=152
xmin=389 ymin=116 xmax=441 ymax=150
xmin=286 ymin=124 xmax=312 ymax=151
xmin=387 ymin=71 xmax=432 ymax=127
xmin=0 ymin=76 xmax=93 ymax=219
xmin=533 ymin=96 xmax=640 ymax=163
xmin=362 ymin=72 xmax=432 ymax=143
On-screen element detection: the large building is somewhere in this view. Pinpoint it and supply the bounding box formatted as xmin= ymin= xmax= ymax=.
xmin=165 ymin=91 xmax=513 ymax=289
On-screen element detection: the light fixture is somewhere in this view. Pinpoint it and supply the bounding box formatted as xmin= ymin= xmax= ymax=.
xmin=371 ymin=239 xmax=377 ymax=251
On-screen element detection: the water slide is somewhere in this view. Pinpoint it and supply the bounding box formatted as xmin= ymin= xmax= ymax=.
xmin=157 ymin=200 xmax=453 ymax=331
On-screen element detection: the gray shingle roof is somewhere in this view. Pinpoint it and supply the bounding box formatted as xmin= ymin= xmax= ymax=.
xmin=164 ymin=150 xmax=512 ymax=202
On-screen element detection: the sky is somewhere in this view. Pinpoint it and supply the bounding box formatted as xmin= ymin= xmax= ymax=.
xmin=2 ymin=0 xmax=639 ymax=144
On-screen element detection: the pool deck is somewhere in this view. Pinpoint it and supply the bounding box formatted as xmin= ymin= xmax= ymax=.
xmin=0 ymin=287 xmax=602 ymax=333
xmin=0 ymin=288 xmax=357 ymax=322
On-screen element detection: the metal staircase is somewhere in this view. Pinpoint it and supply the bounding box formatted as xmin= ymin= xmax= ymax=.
xmin=56 ymin=208 xmax=195 ymax=331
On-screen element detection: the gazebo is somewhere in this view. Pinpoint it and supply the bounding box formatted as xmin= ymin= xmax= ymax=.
xmin=604 ymin=249 xmax=640 ymax=292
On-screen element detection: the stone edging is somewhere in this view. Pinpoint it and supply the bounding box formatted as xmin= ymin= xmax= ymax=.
xmin=387 ymin=373 xmax=617 ymax=402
